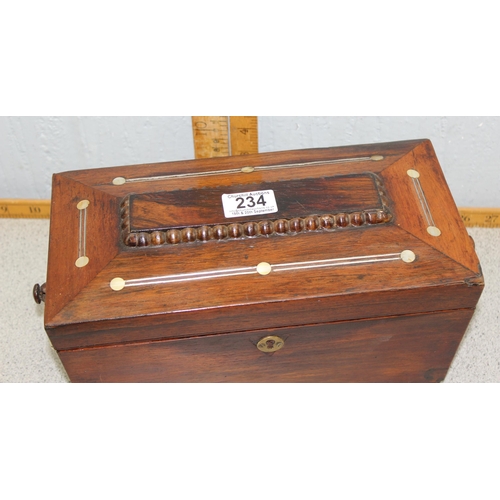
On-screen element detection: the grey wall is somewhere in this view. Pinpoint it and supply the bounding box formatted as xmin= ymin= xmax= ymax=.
xmin=0 ymin=116 xmax=498 ymax=206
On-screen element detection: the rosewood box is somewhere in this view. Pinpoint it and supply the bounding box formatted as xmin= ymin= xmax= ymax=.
xmin=37 ymin=139 xmax=484 ymax=382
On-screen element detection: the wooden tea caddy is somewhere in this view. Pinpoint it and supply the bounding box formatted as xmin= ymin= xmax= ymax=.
xmin=35 ymin=139 xmax=484 ymax=382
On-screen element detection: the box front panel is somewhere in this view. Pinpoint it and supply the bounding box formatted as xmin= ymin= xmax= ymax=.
xmin=58 ymin=309 xmax=474 ymax=383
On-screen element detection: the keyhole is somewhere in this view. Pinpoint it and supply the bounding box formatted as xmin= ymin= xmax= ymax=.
xmin=266 ymin=339 xmax=275 ymax=349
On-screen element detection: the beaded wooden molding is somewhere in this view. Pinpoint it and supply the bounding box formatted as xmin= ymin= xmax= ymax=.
xmin=120 ymin=173 xmax=393 ymax=247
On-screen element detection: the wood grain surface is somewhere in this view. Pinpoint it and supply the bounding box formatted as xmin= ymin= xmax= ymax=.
xmin=381 ymin=140 xmax=480 ymax=274
xmin=43 ymin=139 xmax=484 ymax=382
xmin=59 ymin=309 xmax=474 ymax=382
xmin=129 ymin=175 xmax=382 ymax=231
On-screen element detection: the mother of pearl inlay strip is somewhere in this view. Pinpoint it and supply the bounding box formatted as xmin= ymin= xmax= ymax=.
xmin=407 ymin=169 xmax=441 ymax=237
xmin=109 ymin=250 xmax=415 ymax=291
xmin=112 ymin=155 xmax=384 ymax=185
xmin=75 ymin=200 xmax=90 ymax=267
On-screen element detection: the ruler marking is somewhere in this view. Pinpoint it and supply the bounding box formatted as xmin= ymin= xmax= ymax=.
xmin=459 ymin=207 xmax=500 ymax=228
xmin=192 ymin=116 xmax=230 ymax=159
xmin=0 ymin=199 xmax=51 ymax=219
xmin=192 ymin=116 xmax=258 ymax=159
xmin=229 ymin=116 xmax=258 ymax=156
xmin=227 ymin=116 xmax=232 ymax=156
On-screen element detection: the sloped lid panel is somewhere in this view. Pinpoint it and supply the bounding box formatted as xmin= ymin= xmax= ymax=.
xmin=380 ymin=140 xmax=480 ymax=274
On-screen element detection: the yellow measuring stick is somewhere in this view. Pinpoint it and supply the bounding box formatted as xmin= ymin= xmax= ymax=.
xmin=229 ymin=116 xmax=259 ymax=157
xmin=458 ymin=207 xmax=500 ymax=228
xmin=192 ymin=116 xmax=258 ymax=158
xmin=0 ymin=199 xmax=51 ymax=219
xmin=192 ymin=116 xmax=230 ymax=158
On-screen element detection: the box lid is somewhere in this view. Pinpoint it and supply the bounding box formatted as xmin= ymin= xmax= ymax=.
xmin=44 ymin=139 xmax=483 ymax=350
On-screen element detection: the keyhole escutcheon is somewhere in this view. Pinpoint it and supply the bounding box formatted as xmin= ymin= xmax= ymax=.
xmin=257 ymin=336 xmax=285 ymax=353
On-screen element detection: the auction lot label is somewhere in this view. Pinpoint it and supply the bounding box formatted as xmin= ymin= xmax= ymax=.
xmin=222 ymin=190 xmax=278 ymax=218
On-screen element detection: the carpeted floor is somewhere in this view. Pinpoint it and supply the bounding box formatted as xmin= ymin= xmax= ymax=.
xmin=0 ymin=219 xmax=498 ymax=383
